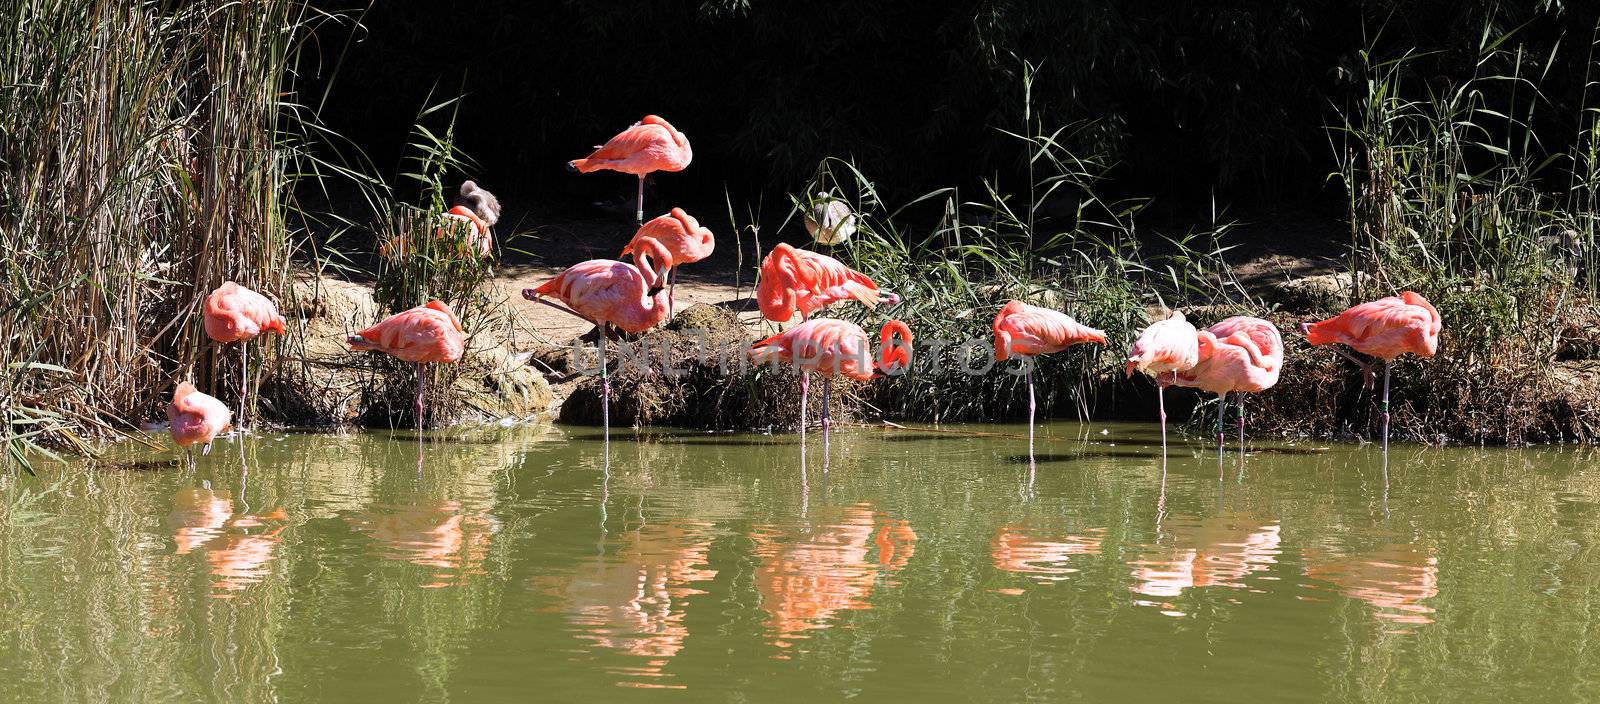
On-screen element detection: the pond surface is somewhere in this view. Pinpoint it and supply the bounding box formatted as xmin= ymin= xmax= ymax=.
xmin=1 ymin=422 xmax=1598 ymax=702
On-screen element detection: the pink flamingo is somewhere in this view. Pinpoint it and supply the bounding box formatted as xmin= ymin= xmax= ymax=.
xmin=569 ymin=115 xmax=693 ymax=223
xmin=380 ymin=182 xmax=501 ymax=259
xmin=1302 ymin=291 xmax=1440 ymax=450
xmin=620 ymin=207 xmax=714 ymax=318
xmin=168 ymin=381 xmax=232 ymax=457
xmin=347 ymin=300 xmax=466 ymax=432
xmin=522 ymin=239 xmax=675 ymax=435
xmin=992 ymin=300 xmax=1107 ymax=458
xmin=1174 ymin=316 xmax=1284 ymax=452
xmin=203 ymin=281 xmax=287 ymax=430
xmin=1126 ymin=310 xmax=1200 ymax=451
xmin=757 ymin=242 xmax=902 ymax=427
xmin=749 ymin=318 xmax=913 ymax=438
xmin=757 ymin=243 xmax=899 ymax=323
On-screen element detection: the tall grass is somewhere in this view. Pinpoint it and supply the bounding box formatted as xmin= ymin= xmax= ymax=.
xmin=805 ymin=65 xmax=1246 ymax=423
xmin=357 ymin=103 xmax=503 ymax=428
xmin=0 ymin=0 xmax=328 ymax=472
xmin=1313 ymin=27 xmax=1600 ymax=443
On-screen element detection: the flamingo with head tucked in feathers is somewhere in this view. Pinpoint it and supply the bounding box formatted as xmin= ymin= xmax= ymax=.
xmin=1302 ymin=291 xmax=1440 ymax=451
xmin=621 ymin=207 xmax=713 ymax=319
xmin=1126 ymin=310 xmax=1200 ymax=451
xmin=522 ymin=239 xmax=675 ymax=436
xmin=992 ymin=300 xmax=1107 ymax=459
xmin=168 ymin=381 xmax=232 ymax=458
xmin=1174 ymin=316 xmax=1284 ymax=452
xmin=757 ymin=242 xmax=902 ymax=430
xmin=749 ymin=318 xmax=913 ymax=438
xmin=347 ymin=300 xmax=465 ymax=434
xmin=569 ymin=115 xmax=692 ymax=224
xmin=203 ymin=281 xmax=286 ymax=430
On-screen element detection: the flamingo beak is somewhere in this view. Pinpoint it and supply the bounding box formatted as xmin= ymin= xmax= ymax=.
xmin=521 ymin=289 xmax=539 ymax=302
xmin=565 ymin=160 xmax=579 ymax=173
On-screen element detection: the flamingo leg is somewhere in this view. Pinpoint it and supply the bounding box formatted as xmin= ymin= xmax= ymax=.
xmin=600 ymin=323 xmax=610 ymax=436
xmin=1332 ymin=347 xmax=1374 ymax=390
xmin=239 ymin=341 xmax=248 ymax=433
xmin=1026 ymin=363 xmax=1036 ymax=463
xmin=1216 ymin=392 xmax=1226 ymax=453
xmin=1238 ymin=393 xmax=1246 ymax=452
xmin=1381 ymin=361 xmax=1391 ymax=453
xmin=636 ymin=174 xmax=645 ymax=224
xmin=821 ymin=377 xmax=832 ymax=433
xmin=1157 ymin=379 xmax=1168 ymax=453
xmin=414 ymin=362 xmax=425 ymax=434
xmin=799 ymin=371 xmax=810 ymax=438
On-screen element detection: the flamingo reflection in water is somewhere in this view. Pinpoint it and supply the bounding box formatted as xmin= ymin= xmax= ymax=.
xmin=1129 ymin=513 xmax=1281 ymax=614
xmin=169 ymin=486 xmax=288 ymax=596
xmin=990 ymin=526 xmax=1105 ymax=587
xmin=752 ymin=504 xmax=917 ymax=651
xmin=347 ymin=498 xmax=499 ymax=589
xmin=1303 ymin=542 xmax=1439 ymax=631
xmin=538 ymin=522 xmax=718 ymax=689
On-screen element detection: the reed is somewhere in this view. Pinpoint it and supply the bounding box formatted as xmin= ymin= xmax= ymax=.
xmin=1313 ymin=27 xmax=1600 ymax=443
xmin=0 ymin=0 xmax=325 ymax=473
xmin=811 ymin=64 xmax=1247 ymax=423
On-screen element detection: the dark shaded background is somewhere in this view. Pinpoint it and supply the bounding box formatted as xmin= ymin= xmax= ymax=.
xmin=303 ymin=1 xmax=1595 ymax=228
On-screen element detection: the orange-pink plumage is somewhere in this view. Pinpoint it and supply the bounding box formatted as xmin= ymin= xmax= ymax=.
xmin=1177 ymin=316 xmax=1284 ymax=394
xmin=750 ymin=318 xmax=913 ymax=381
xmin=168 ymin=382 xmax=232 ymax=448
xmin=622 ymin=208 xmax=714 ymax=266
xmin=1304 ymin=291 xmax=1440 ymax=360
xmin=569 ymin=115 xmax=692 ymax=175
xmin=203 ymin=282 xmax=286 ymax=344
xmin=757 ymin=243 xmax=894 ymax=323
xmin=992 ymin=300 xmax=1107 ymax=361
xmin=1126 ymin=310 xmax=1200 ymax=379
xmin=524 ymin=239 xmax=674 ymax=334
xmin=347 ymin=300 xmax=465 ymax=364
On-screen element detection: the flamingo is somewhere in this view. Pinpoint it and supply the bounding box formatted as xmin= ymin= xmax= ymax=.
xmin=749 ymin=318 xmax=913 ymax=438
xmin=620 ymin=207 xmax=714 ymax=319
xmin=380 ymin=181 xmax=500 ymax=259
xmin=347 ymin=300 xmax=466 ymax=433
xmin=757 ymin=243 xmax=899 ymax=323
xmin=521 ymin=239 xmax=675 ymax=435
xmin=168 ymin=381 xmax=232 ymax=457
xmin=757 ymin=242 xmax=902 ymax=427
xmin=568 ymin=115 xmax=693 ymax=224
xmin=1174 ymin=316 xmax=1284 ymax=453
xmin=992 ymin=300 xmax=1107 ymax=459
xmin=203 ymin=281 xmax=287 ymax=430
xmin=1126 ymin=310 xmax=1200 ymax=451
xmin=804 ymin=193 xmax=856 ymax=247
xmin=1302 ymin=291 xmax=1440 ymax=451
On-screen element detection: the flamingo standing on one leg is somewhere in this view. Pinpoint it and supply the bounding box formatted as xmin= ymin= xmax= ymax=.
xmin=757 ymin=242 xmax=901 ymax=431
xmin=749 ymin=318 xmax=914 ymax=443
xmin=568 ymin=115 xmax=693 ymax=224
xmin=992 ymin=300 xmax=1107 ymax=461
xmin=522 ymin=239 xmax=675 ymax=436
xmin=620 ymin=207 xmax=714 ymax=319
xmin=203 ymin=282 xmax=287 ymax=431
xmin=1173 ymin=316 xmax=1284 ymax=455
xmin=1302 ymin=291 xmax=1440 ymax=452
xmin=168 ymin=381 xmax=232 ymax=458
xmin=347 ymin=300 xmax=466 ymax=433
xmin=1126 ymin=310 xmax=1200 ymax=452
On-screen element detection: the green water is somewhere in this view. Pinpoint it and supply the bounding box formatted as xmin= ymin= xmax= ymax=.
xmin=2 ymin=423 xmax=1598 ymax=702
